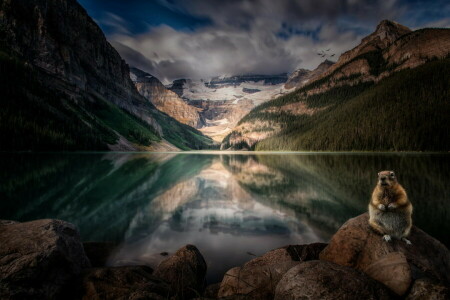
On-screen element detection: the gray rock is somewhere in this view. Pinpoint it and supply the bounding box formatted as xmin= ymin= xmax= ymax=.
xmin=274 ymin=260 xmax=394 ymax=300
xmin=81 ymin=265 xmax=171 ymax=300
xmin=154 ymin=244 xmax=207 ymax=299
xmin=0 ymin=219 xmax=90 ymax=299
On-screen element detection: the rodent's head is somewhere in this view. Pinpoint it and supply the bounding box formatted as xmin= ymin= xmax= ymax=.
xmin=377 ymin=170 xmax=398 ymax=187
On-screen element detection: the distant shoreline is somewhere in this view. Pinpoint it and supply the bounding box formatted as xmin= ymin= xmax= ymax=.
xmin=1 ymin=150 xmax=449 ymax=155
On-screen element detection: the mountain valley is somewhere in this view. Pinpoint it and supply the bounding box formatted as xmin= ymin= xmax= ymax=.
xmin=1 ymin=0 xmax=448 ymax=152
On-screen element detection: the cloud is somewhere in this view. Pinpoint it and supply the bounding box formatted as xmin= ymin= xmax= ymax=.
xmin=98 ymin=12 xmax=131 ymax=35
xmin=98 ymin=0 xmax=447 ymax=83
xmin=423 ymin=17 xmax=450 ymax=28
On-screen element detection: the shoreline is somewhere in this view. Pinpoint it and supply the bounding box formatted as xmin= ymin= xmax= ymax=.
xmin=1 ymin=214 xmax=449 ymax=299
xmin=1 ymin=150 xmax=450 ymax=155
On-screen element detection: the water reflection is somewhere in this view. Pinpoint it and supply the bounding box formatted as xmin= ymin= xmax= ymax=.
xmin=1 ymin=152 xmax=449 ymax=282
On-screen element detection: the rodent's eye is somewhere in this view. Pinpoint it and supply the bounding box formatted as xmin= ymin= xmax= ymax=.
xmin=390 ymin=172 xmax=395 ymax=177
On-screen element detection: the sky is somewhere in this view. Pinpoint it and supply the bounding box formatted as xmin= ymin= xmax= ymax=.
xmin=79 ymin=0 xmax=450 ymax=83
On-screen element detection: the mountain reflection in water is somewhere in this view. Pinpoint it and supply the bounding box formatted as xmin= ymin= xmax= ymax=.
xmin=1 ymin=152 xmax=449 ymax=282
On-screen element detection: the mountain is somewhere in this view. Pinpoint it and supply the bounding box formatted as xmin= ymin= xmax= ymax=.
xmin=166 ymin=74 xmax=288 ymax=142
xmin=130 ymin=67 xmax=204 ymax=128
xmin=0 ymin=0 xmax=213 ymax=151
xmin=300 ymin=20 xmax=450 ymax=96
xmin=284 ymin=60 xmax=334 ymax=90
xmin=168 ymin=74 xmax=288 ymax=105
xmin=169 ymin=79 xmax=187 ymax=97
xmin=222 ymin=20 xmax=450 ymax=151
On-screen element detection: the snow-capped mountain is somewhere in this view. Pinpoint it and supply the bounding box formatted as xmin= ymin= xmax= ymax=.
xmin=164 ymin=74 xmax=289 ymax=142
xmin=168 ymin=74 xmax=288 ymax=106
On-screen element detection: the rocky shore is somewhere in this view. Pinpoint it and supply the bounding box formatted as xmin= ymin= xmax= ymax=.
xmin=1 ymin=213 xmax=449 ymax=300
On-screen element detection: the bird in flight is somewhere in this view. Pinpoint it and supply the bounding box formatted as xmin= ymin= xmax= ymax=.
xmin=317 ymin=49 xmax=335 ymax=59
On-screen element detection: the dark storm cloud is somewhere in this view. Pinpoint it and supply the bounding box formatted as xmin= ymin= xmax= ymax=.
xmin=81 ymin=0 xmax=450 ymax=83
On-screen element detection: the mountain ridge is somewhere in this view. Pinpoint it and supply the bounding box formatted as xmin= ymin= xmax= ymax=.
xmin=284 ymin=60 xmax=334 ymax=90
xmin=222 ymin=20 xmax=450 ymax=151
xmin=0 ymin=0 xmax=213 ymax=151
xmin=130 ymin=67 xmax=204 ymax=129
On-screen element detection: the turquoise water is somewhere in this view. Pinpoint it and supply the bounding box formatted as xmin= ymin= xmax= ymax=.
xmin=1 ymin=152 xmax=449 ymax=282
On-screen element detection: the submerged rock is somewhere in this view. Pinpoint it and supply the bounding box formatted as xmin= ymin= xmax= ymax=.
xmin=320 ymin=213 xmax=450 ymax=296
xmin=274 ymin=260 xmax=393 ymax=300
xmin=218 ymin=243 xmax=327 ymax=300
xmin=0 ymin=219 xmax=90 ymax=299
xmin=81 ymin=265 xmax=171 ymax=300
xmin=154 ymin=244 xmax=207 ymax=299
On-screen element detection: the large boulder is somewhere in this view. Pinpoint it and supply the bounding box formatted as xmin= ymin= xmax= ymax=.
xmin=319 ymin=213 xmax=450 ymax=296
xmin=81 ymin=265 xmax=171 ymax=300
xmin=153 ymin=244 xmax=207 ymax=299
xmin=0 ymin=219 xmax=91 ymax=299
xmin=405 ymin=278 xmax=450 ymax=300
xmin=218 ymin=243 xmax=327 ymax=300
xmin=274 ymin=260 xmax=393 ymax=300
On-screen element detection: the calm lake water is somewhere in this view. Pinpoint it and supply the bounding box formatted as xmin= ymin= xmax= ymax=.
xmin=1 ymin=152 xmax=449 ymax=282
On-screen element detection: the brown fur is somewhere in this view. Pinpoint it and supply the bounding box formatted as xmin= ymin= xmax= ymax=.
xmin=368 ymin=170 xmax=413 ymax=241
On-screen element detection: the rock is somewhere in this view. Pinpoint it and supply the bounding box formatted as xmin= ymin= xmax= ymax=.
xmin=0 ymin=220 xmax=19 ymax=226
xmin=81 ymin=265 xmax=171 ymax=300
xmin=320 ymin=213 xmax=450 ymax=296
xmin=131 ymin=67 xmax=204 ymax=128
xmin=154 ymin=244 xmax=207 ymax=299
xmin=362 ymin=252 xmax=411 ymax=295
xmin=284 ymin=60 xmax=334 ymax=90
xmin=0 ymin=219 xmax=91 ymax=299
xmin=218 ymin=243 xmax=327 ymax=300
xmin=83 ymin=242 xmax=118 ymax=268
xmin=204 ymin=283 xmax=221 ymax=298
xmin=405 ymin=278 xmax=450 ymax=300
xmin=274 ymin=260 xmax=393 ymax=300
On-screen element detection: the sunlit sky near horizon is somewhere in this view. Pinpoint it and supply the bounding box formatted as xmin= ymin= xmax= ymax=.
xmin=79 ymin=0 xmax=450 ymax=83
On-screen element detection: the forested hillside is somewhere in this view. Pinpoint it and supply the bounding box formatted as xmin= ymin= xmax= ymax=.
xmin=0 ymin=0 xmax=214 ymax=151
xmin=0 ymin=50 xmax=213 ymax=151
xmin=223 ymin=57 xmax=450 ymax=151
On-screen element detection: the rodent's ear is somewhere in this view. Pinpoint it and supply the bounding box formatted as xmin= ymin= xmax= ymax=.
xmin=377 ymin=172 xmax=380 ymax=176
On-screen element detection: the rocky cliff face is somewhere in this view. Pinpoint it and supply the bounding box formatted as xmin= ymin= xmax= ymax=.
xmin=327 ymin=20 xmax=412 ymax=74
xmin=130 ymin=68 xmax=204 ymax=128
xmin=0 ymin=0 xmax=160 ymax=127
xmin=165 ymin=74 xmax=287 ymax=142
xmin=284 ymin=60 xmax=334 ymax=90
xmin=168 ymin=78 xmax=187 ymax=97
xmin=0 ymin=0 xmax=213 ymax=150
xmin=306 ymin=20 xmax=450 ymax=95
xmin=223 ymin=20 xmax=450 ymax=150
xmin=191 ymin=99 xmax=254 ymax=142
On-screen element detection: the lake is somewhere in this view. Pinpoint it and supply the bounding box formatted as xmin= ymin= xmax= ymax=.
xmin=1 ymin=152 xmax=449 ymax=283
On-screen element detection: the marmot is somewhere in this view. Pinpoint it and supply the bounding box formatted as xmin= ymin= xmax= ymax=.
xmin=368 ymin=170 xmax=413 ymax=244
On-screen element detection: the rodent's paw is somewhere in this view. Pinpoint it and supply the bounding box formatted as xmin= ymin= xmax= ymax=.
xmin=382 ymin=235 xmax=392 ymax=242
xmin=388 ymin=203 xmax=398 ymax=209
xmin=402 ymin=238 xmax=412 ymax=245
xmin=377 ymin=204 xmax=386 ymax=211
